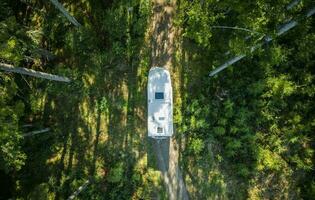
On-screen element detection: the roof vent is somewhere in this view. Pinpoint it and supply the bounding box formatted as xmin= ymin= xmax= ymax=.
xmin=155 ymin=92 xmax=164 ymax=99
xmin=157 ymin=127 xmax=163 ymax=133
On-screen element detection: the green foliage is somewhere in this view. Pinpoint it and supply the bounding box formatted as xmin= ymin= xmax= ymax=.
xmin=178 ymin=0 xmax=315 ymax=199
xmin=107 ymin=162 xmax=124 ymax=183
xmin=265 ymin=75 xmax=296 ymax=98
xmin=257 ymin=148 xmax=285 ymax=171
xmin=213 ymin=126 xmax=225 ymax=136
xmin=27 ymin=183 xmax=55 ymax=200
xmin=0 ymin=74 xmax=26 ymax=173
xmin=183 ymin=2 xmax=214 ymax=47
xmin=0 ymin=1 xmax=12 ymax=20
xmin=189 ymin=138 xmax=204 ymax=155
xmin=0 ymin=16 xmax=42 ymax=66
xmin=0 ymin=17 xmax=24 ymax=64
xmin=0 ymin=0 xmax=314 ymax=199
xmin=97 ymin=97 xmax=109 ymax=113
xmin=225 ymin=140 xmax=241 ymax=158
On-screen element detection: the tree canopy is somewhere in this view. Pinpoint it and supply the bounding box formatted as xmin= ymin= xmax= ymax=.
xmin=0 ymin=0 xmax=314 ymax=199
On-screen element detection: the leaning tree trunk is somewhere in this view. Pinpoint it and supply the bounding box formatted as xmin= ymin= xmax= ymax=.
xmin=49 ymin=0 xmax=81 ymax=27
xmin=0 ymin=63 xmax=70 ymax=82
xmin=67 ymin=179 xmax=90 ymax=200
xmin=23 ymin=128 xmax=51 ymax=137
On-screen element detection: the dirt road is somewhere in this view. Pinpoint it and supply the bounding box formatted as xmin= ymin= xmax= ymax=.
xmin=149 ymin=0 xmax=189 ymax=199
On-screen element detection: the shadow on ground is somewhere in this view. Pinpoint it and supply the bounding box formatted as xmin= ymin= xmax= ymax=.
xmin=15 ymin=0 xmax=167 ymax=199
xmin=147 ymin=138 xmax=170 ymax=171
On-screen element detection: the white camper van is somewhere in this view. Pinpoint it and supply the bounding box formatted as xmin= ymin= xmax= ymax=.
xmin=147 ymin=67 xmax=173 ymax=139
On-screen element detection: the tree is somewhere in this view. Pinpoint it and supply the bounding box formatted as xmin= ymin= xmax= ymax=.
xmin=177 ymin=0 xmax=315 ymax=198
xmin=0 ymin=73 xmax=26 ymax=173
xmin=0 ymin=16 xmax=70 ymax=82
xmin=49 ymin=0 xmax=81 ymax=27
xmin=67 ymin=179 xmax=90 ymax=200
xmin=23 ymin=128 xmax=51 ymax=137
xmin=27 ymin=183 xmax=55 ymax=200
xmin=0 ymin=63 xmax=70 ymax=82
xmin=209 ymin=6 xmax=315 ymax=76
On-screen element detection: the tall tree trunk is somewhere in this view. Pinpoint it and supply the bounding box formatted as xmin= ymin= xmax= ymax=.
xmin=0 ymin=63 xmax=71 ymax=82
xmin=286 ymin=0 xmax=301 ymax=10
xmin=22 ymin=124 xmax=33 ymax=128
xmin=210 ymin=26 xmax=261 ymax=34
xmin=23 ymin=128 xmax=51 ymax=137
xmin=67 ymin=179 xmax=90 ymax=200
xmin=49 ymin=0 xmax=81 ymax=27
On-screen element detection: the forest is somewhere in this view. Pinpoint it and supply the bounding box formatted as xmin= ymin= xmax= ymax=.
xmin=0 ymin=0 xmax=314 ymax=199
